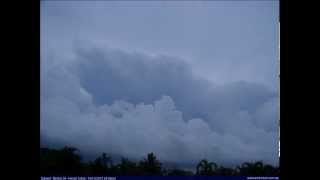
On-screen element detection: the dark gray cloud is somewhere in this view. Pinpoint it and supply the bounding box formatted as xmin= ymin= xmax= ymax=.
xmin=41 ymin=45 xmax=278 ymax=166
xmin=41 ymin=1 xmax=279 ymax=89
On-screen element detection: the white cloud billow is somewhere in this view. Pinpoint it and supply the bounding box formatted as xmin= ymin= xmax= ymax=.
xmin=41 ymin=45 xmax=279 ymax=166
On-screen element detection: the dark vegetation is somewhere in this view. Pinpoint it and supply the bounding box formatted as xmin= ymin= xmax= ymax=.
xmin=40 ymin=146 xmax=279 ymax=176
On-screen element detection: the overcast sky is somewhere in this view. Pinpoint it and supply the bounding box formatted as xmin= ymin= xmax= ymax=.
xmin=41 ymin=1 xmax=279 ymax=167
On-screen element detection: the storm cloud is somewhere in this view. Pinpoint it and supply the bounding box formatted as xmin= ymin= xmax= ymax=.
xmin=41 ymin=45 xmax=278 ymax=166
xmin=41 ymin=0 xmax=279 ymax=168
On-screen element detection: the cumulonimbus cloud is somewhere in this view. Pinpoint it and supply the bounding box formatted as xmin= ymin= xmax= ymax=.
xmin=41 ymin=44 xmax=279 ymax=166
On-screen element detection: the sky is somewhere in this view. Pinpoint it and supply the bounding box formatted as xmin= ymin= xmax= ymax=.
xmin=40 ymin=1 xmax=279 ymax=167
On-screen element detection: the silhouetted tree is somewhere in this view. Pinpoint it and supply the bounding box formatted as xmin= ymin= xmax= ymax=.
xmin=116 ymin=158 xmax=142 ymax=175
xmin=89 ymin=152 xmax=113 ymax=175
xmin=40 ymin=146 xmax=279 ymax=176
xmin=166 ymin=168 xmax=194 ymax=176
xmin=196 ymin=159 xmax=218 ymax=175
xmin=139 ymin=152 xmax=163 ymax=175
xmin=237 ymin=161 xmax=268 ymax=176
xmin=263 ymin=164 xmax=279 ymax=176
xmin=40 ymin=146 xmax=83 ymax=176
xmin=216 ymin=165 xmax=236 ymax=176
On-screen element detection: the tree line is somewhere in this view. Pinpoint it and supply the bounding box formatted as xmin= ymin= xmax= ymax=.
xmin=40 ymin=146 xmax=279 ymax=176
